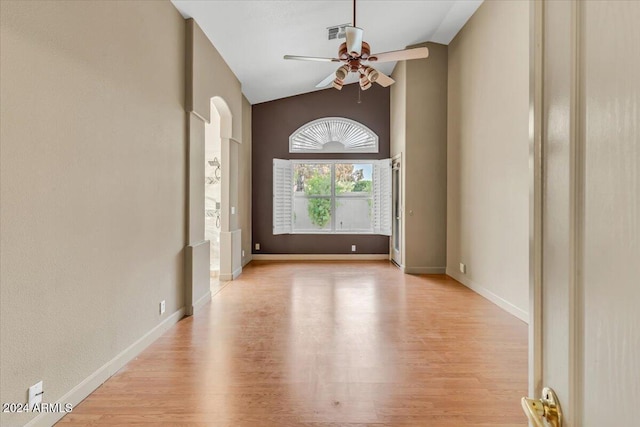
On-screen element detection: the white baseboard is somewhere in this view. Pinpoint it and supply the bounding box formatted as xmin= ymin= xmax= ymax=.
xmin=219 ymin=265 xmax=242 ymax=281
xmin=446 ymin=269 xmax=529 ymax=323
xmin=402 ymin=266 xmax=446 ymax=274
xmin=218 ymin=267 xmax=242 ymax=282
xmin=192 ymin=290 xmax=211 ymax=314
xmin=251 ymin=254 xmax=390 ymax=261
xmin=242 ymin=255 xmax=252 ymax=267
xmin=26 ymin=308 xmax=185 ymax=427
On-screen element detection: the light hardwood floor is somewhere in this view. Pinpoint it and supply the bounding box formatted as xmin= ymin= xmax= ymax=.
xmin=57 ymin=261 xmax=528 ymax=426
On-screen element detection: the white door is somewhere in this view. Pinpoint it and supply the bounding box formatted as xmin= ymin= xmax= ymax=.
xmin=391 ymin=157 xmax=402 ymax=266
xmin=526 ymin=1 xmax=640 ymax=425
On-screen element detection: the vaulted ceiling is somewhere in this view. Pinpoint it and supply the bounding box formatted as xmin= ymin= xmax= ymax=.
xmin=171 ymin=1 xmax=483 ymax=104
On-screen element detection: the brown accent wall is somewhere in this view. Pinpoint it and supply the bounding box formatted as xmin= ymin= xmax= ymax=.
xmin=251 ymin=84 xmax=390 ymax=254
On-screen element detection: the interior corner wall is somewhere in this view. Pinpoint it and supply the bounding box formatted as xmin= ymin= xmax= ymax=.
xmin=0 ymin=1 xmax=186 ymax=426
xmin=240 ymin=95 xmax=252 ymax=266
xmin=404 ymin=42 xmax=448 ymax=273
xmin=446 ymin=0 xmax=530 ymax=321
xmin=389 ymin=43 xmax=448 ymax=274
xmin=390 ymin=61 xmax=407 ymax=264
xmin=390 ymin=61 xmax=407 ymax=160
xmin=185 ymin=18 xmax=244 ymax=292
xmin=251 ymin=84 xmax=390 ymax=255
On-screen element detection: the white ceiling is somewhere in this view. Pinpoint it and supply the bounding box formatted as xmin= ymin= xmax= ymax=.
xmin=171 ymin=0 xmax=483 ymax=104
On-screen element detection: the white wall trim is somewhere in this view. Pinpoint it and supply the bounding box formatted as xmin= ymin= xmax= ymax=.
xmin=251 ymin=254 xmax=390 ymax=261
xmin=191 ymin=109 xmax=207 ymax=124
xmin=25 ymin=307 xmax=186 ymax=427
xmin=447 ymin=269 xmax=529 ymax=323
xmin=242 ymin=254 xmax=253 ymax=267
xmin=191 ymin=290 xmax=211 ymax=315
xmin=219 ymin=266 xmax=242 ymax=281
xmin=402 ymin=266 xmax=446 ymax=274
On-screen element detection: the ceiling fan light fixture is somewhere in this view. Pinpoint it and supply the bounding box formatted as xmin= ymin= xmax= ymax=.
xmin=335 ymin=65 xmax=349 ymax=81
xmin=285 ymin=0 xmax=427 ymax=91
xmin=363 ymin=66 xmax=379 ymax=82
xmin=359 ymin=75 xmax=371 ymax=90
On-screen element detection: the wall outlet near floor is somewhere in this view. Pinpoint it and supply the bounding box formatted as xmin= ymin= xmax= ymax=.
xmin=255 ymin=243 xmax=260 ymax=251
xmin=231 ymin=206 xmax=236 ymax=214
xmin=242 ymin=249 xmax=245 ymax=257
xmin=28 ymin=380 xmax=43 ymax=409
xmin=159 ymin=300 xmax=166 ymax=315
xmin=351 ymin=244 xmax=357 ymax=252
xmin=459 ymin=263 xmax=466 ymax=274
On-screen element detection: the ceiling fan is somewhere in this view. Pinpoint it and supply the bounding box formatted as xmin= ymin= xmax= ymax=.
xmin=283 ymin=0 xmax=429 ymax=91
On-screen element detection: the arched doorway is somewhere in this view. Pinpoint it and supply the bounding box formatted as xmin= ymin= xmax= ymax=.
xmin=205 ymin=97 xmax=232 ymax=293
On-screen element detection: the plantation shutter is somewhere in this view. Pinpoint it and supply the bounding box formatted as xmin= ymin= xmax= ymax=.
xmin=373 ymin=159 xmax=392 ymax=236
xmin=272 ymin=159 xmax=293 ymax=235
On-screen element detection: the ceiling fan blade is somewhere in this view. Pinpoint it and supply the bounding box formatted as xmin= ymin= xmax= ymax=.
xmin=283 ymin=55 xmax=341 ymax=62
xmin=345 ymin=26 xmax=363 ymax=56
xmin=316 ymin=72 xmax=338 ymax=88
xmin=375 ymin=71 xmax=395 ymax=87
xmin=368 ymin=47 xmax=429 ymax=63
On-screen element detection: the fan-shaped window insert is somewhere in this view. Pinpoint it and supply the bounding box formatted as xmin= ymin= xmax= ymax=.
xmin=289 ymin=117 xmax=379 ymax=153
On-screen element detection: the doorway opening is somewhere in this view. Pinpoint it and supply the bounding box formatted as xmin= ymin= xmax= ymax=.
xmin=205 ymin=103 xmax=222 ymax=284
xmin=205 ymin=97 xmax=232 ymax=294
xmin=391 ymin=156 xmax=402 ymax=267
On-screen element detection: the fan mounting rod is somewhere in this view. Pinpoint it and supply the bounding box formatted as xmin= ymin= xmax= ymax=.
xmin=353 ymin=0 xmax=356 ymax=27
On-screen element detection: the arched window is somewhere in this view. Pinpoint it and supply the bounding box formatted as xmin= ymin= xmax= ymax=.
xmin=289 ymin=117 xmax=379 ymax=153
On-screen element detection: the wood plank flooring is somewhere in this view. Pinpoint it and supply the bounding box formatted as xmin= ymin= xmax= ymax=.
xmin=57 ymin=261 xmax=528 ymax=426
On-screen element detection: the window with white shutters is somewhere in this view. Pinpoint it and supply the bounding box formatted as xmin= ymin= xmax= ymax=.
xmin=272 ymin=159 xmax=293 ymax=235
xmin=272 ymin=159 xmax=391 ymax=235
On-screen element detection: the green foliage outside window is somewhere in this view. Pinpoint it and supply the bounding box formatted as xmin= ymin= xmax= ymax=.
xmin=305 ymin=174 xmax=332 ymax=227
xmin=297 ymin=163 xmax=372 ymax=228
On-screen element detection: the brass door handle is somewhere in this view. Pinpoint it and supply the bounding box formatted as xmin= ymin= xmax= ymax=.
xmin=521 ymin=387 xmax=563 ymax=427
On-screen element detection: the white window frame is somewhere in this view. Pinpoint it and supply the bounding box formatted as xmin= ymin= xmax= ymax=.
xmin=273 ymin=159 xmax=391 ymax=236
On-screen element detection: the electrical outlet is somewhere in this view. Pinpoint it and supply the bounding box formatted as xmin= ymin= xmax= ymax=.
xmin=28 ymin=381 xmax=43 ymax=409
xmin=459 ymin=263 xmax=466 ymax=274
xmin=351 ymin=245 xmax=357 ymax=252
xmin=255 ymin=243 xmax=260 ymax=251
xmin=242 ymin=249 xmax=245 ymax=257
xmin=160 ymin=300 xmax=166 ymax=315
xmin=231 ymin=206 xmax=236 ymax=214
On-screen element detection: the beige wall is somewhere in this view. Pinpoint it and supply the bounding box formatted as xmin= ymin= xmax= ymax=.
xmin=185 ymin=19 xmax=246 ymax=291
xmin=405 ymin=43 xmax=448 ymax=272
xmin=390 ymin=61 xmax=407 ymax=159
xmin=0 ymin=1 xmax=186 ymax=425
xmin=240 ymin=96 xmax=252 ymax=266
xmin=390 ymin=61 xmax=407 ymax=262
xmin=447 ymin=0 xmax=529 ymax=320
xmin=186 ymin=21 xmax=242 ymax=139
xmin=390 ymin=44 xmax=448 ymax=273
